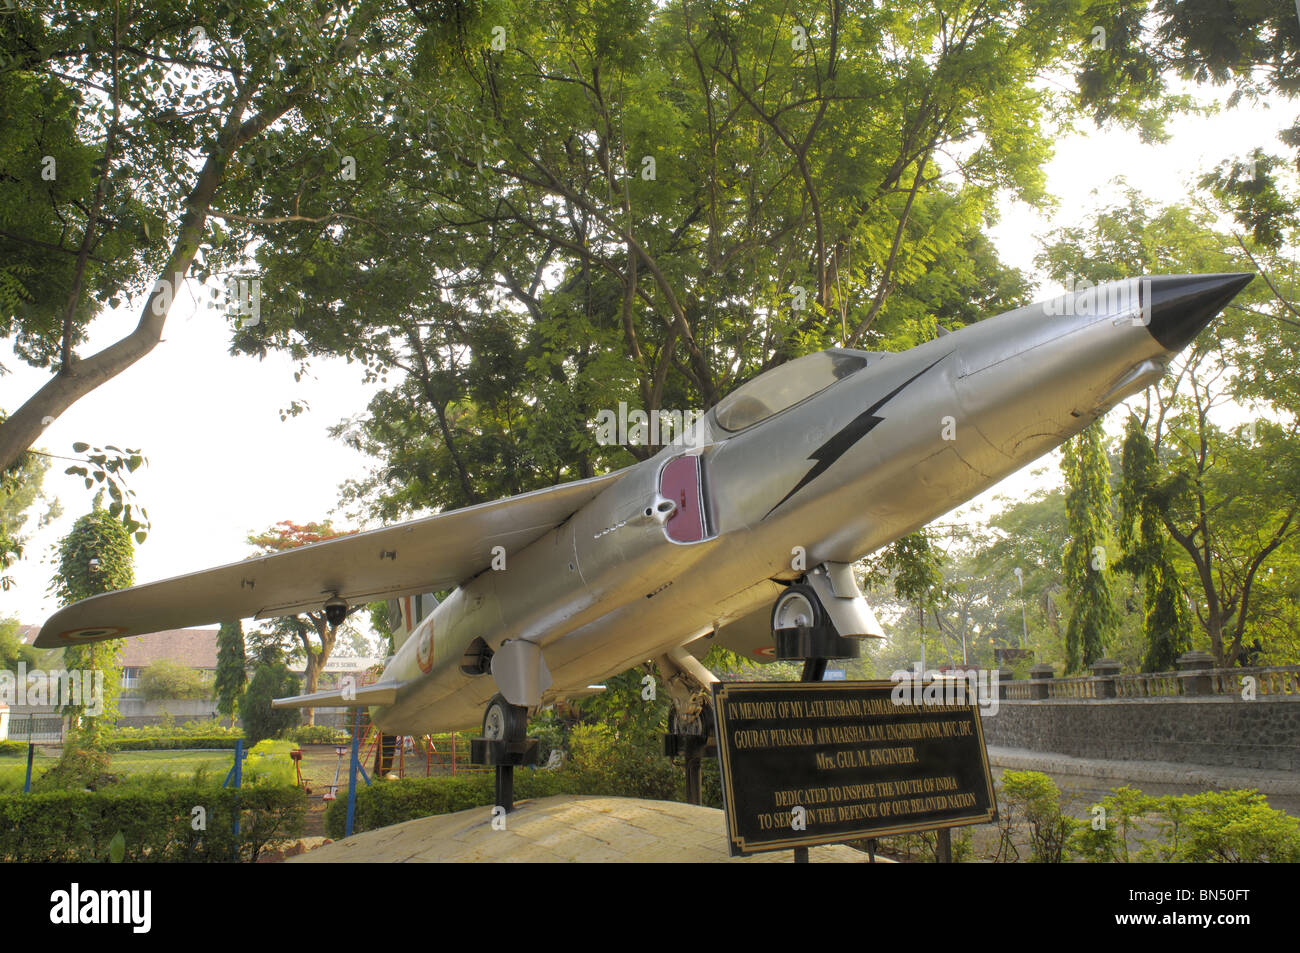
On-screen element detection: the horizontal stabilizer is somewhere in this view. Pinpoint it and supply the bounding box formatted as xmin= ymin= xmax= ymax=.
xmin=36 ymin=468 xmax=626 ymax=648
xmin=271 ymin=681 xmax=402 ymax=709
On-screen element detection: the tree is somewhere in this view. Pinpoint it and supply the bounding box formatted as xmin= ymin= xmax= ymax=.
xmin=0 ymin=0 xmax=481 ymax=473
xmin=236 ymin=0 xmax=1133 ymax=520
xmin=50 ymin=501 xmax=135 ymax=745
xmin=240 ymin=660 xmax=300 ymax=746
xmin=1040 ymin=189 xmax=1300 ymax=666
xmin=862 ymin=530 xmax=947 ymax=667
xmin=213 ymin=619 xmax=247 ymax=722
xmin=246 ymin=520 xmax=358 ymax=724
xmin=1061 ymin=422 xmax=1119 ymax=673
xmin=0 ymin=617 xmax=40 ymax=672
xmin=137 ymin=658 xmax=208 ymax=701
xmin=0 ymin=443 xmax=60 ymax=590
xmin=1116 ymin=415 xmax=1193 ymax=671
xmin=1075 ymin=1 xmax=1300 ymax=143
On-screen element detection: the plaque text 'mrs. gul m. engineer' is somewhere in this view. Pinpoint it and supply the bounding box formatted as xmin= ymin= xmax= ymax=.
xmin=711 ymin=680 xmax=996 ymax=855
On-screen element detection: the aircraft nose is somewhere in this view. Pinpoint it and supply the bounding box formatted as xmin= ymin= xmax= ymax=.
xmin=1144 ymin=273 xmax=1253 ymax=352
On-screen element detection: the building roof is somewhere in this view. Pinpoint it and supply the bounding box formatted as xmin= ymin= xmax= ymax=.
xmin=20 ymin=624 xmax=219 ymax=670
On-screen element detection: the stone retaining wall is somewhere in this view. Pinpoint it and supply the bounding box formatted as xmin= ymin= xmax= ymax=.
xmin=980 ymin=696 xmax=1300 ymax=771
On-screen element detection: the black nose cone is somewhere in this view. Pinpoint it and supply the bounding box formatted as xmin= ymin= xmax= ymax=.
xmin=1144 ymin=273 xmax=1253 ymax=352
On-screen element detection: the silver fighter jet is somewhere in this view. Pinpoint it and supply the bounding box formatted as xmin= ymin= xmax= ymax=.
xmin=36 ymin=273 xmax=1253 ymax=744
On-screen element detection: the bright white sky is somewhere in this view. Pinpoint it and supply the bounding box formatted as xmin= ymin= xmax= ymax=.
xmin=3 ymin=88 xmax=1298 ymax=628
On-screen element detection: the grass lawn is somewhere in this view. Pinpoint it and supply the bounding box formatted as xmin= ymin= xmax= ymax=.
xmin=0 ymin=747 xmax=239 ymax=790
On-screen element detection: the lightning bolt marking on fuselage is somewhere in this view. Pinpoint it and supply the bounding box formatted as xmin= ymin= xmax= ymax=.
xmin=762 ymin=351 xmax=952 ymax=519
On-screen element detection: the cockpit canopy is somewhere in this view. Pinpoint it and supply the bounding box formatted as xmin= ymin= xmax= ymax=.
xmin=713 ymin=349 xmax=871 ymax=432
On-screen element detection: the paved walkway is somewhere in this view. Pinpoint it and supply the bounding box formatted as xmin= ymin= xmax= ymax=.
xmin=290 ymin=795 xmax=879 ymax=863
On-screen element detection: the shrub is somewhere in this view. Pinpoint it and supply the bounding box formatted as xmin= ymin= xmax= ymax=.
xmin=0 ymin=783 xmax=306 ymax=862
xmin=137 ymin=659 xmax=210 ymax=701
xmin=323 ymin=771 xmax=566 ymax=839
xmin=288 ymin=725 xmax=348 ymax=745
xmin=108 ymin=735 xmax=244 ymax=751
xmin=1175 ymin=790 xmax=1300 ymax=863
xmin=873 ymin=828 xmax=974 ymax=863
xmin=1071 ymin=785 xmax=1159 ymax=863
xmin=34 ymin=745 xmax=116 ymax=792
xmin=109 ymin=720 xmax=241 ymax=738
xmin=564 ymin=723 xmax=679 ymax=801
xmin=241 ymin=739 xmax=299 ymax=787
xmin=995 ymin=770 xmax=1081 ymax=863
xmin=240 ymin=662 xmax=300 ymax=745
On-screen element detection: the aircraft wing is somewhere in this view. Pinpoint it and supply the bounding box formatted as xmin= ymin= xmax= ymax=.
xmin=35 ymin=469 xmax=627 ymax=648
xmin=272 ymin=680 xmax=402 ymax=709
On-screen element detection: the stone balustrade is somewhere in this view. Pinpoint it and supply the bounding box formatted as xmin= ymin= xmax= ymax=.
xmin=994 ymin=652 xmax=1300 ymax=701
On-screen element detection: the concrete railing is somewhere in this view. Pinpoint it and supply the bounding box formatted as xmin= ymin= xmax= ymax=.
xmin=998 ymin=652 xmax=1300 ymax=701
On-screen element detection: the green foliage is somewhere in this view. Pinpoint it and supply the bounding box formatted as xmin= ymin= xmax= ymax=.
xmin=0 ymin=784 xmax=307 ymax=862
xmin=873 ymin=827 xmax=973 ymax=863
xmin=34 ymin=745 xmax=116 ymax=792
xmin=999 ymin=778 xmax=1300 ymax=864
xmin=137 ymin=658 xmax=209 ymax=701
xmin=1177 ymin=790 xmax=1300 ymax=863
xmin=213 ymin=620 xmax=247 ymax=719
xmin=1038 ymin=189 xmax=1300 ymax=666
xmin=61 ymin=444 xmax=149 ymax=542
xmin=106 ymin=736 xmax=243 ymax=752
xmin=237 ymin=0 xmax=1141 ymax=519
xmin=563 ymin=722 xmax=679 ymax=801
xmin=0 ymin=1 xmax=486 ymax=473
xmin=1061 ymin=423 xmax=1119 ymax=673
xmin=242 ymin=739 xmax=299 ymax=787
xmin=239 ymin=662 xmax=301 ymax=746
xmin=367 ymin=601 xmax=394 ymax=657
xmin=571 ymin=665 xmax=668 ymax=741
xmin=107 ymin=719 xmax=241 ymax=739
xmin=995 ymin=770 xmax=1081 ymax=863
xmin=1071 ymin=785 xmax=1159 ymax=863
xmin=52 ymin=504 xmax=135 ymax=744
xmin=287 ymin=725 xmax=348 ymax=745
xmin=862 ymin=530 xmax=946 ymax=611
xmin=0 ymin=446 xmax=59 ymax=590
xmin=0 ymin=617 xmax=40 ymax=671
xmin=1116 ymin=416 xmax=1192 ymax=671
xmin=323 ymin=772 xmax=566 ymax=840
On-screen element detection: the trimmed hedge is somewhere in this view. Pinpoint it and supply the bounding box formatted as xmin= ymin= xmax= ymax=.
xmin=107 ymin=736 xmax=245 ymax=752
xmin=324 ymin=771 xmax=568 ymax=839
xmin=0 ymin=741 xmax=30 ymax=756
xmin=0 ymin=783 xmax=306 ymax=862
xmin=288 ymin=725 xmax=349 ymax=745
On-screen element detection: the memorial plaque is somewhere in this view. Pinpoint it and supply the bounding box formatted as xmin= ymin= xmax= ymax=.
xmin=711 ymin=680 xmax=996 ymax=856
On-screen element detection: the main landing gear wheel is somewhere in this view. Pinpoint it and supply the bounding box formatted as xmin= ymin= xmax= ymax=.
xmin=771 ymin=580 xmax=859 ymax=665
xmin=772 ymin=583 xmax=824 ymax=631
xmin=482 ymin=693 xmax=528 ymax=743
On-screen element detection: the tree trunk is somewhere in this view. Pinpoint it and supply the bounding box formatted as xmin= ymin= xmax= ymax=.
xmin=0 ymin=88 xmax=292 ymax=473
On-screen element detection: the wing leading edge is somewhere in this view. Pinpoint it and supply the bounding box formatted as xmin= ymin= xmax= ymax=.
xmin=35 ymin=468 xmax=627 ymax=648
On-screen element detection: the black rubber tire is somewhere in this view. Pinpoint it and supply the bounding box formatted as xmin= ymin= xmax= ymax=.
xmin=482 ymin=693 xmax=528 ymax=742
xmin=771 ymin=582 xmax=825 ymax=631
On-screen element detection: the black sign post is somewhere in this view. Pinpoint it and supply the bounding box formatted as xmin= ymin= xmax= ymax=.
xmin=711 ymin=679 xmax=996 ymax=858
